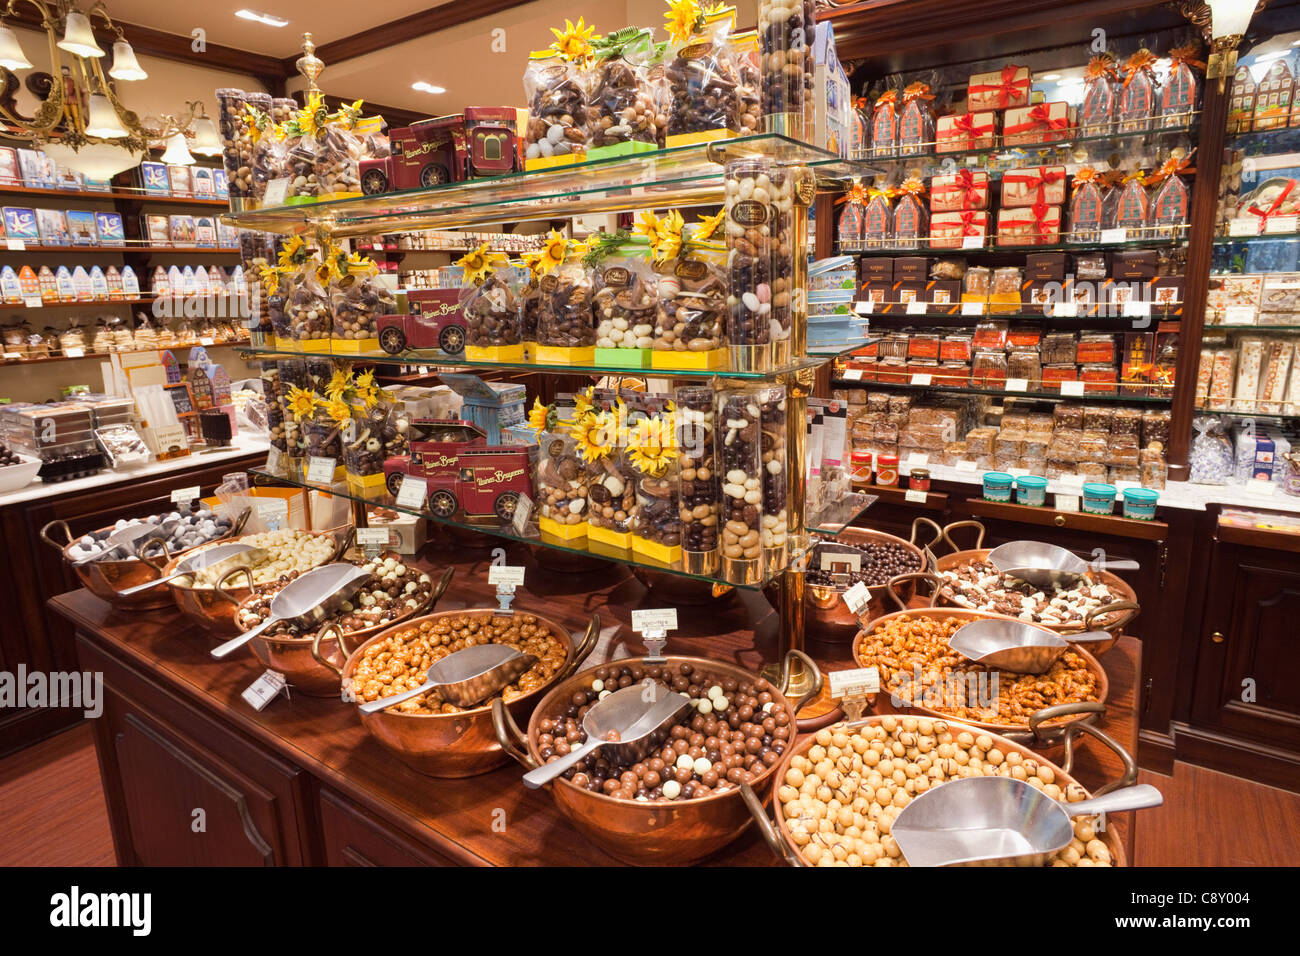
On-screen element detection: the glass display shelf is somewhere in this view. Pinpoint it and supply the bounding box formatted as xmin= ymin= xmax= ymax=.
xmin=1227 ymin=125 xmax=1300 ymax=155
xmin=841 ymin=228 xmax=1189 ymax=256
xmin=1205 ymin=324 xmax=1300 ymax=331
xmin=238 ymin=343 xmax=855 ymax=379
xmin=223 ymin=134 xmax=880 ymax=238
xmin=847 ymin=116 xmax=1200 ymax=179
xmin=861 ymin=310 xmax=1183 ymax=326
xmin=832 ymin=376 xmax=1174 ymax=404
xmin=1213 ymin=230 xmax=1300 ymax=244
xmin=1194 ymin=406 xmax=1297 ymax=421
xmin=250 ymin=465 xmax=864 ymax=590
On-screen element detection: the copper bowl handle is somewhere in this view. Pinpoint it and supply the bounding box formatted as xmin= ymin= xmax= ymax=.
xmin=427 ymin=565 xmax=455 ymax=608
xmin=1059 ymin=719 xmax=1137 ymax=796
xmin=1079 ymin=599 xmax=1140 ymax=633
xmin=884 ymin=571 xmax=942 ymax=611
xmin=561 ymin=613 xmax=601 ymax=680
xmin=311 ymin=622 xmax=346 ymax=679
xmin=491 ymin=697 xmax=539 ymax=769
xmin=909 ymin=516 xmax=945 ymax=550
xmin=939 ymin=519 xmax=985 ymax=555
xmin=739 ymin=782 xmax=806 ymax=867
xmin=777 ymin=649 xmax=824 ymax=727
xmin=228 ymin=506 xmax=252 ymax=536
xmin=135 ymin=533 xmax=174 ymax=572
xmin=215 ymin=566 xmax=255 ymax=606
xmin=40 ymin=519 xmax=74 ymax=552
xmin=1003 ymin=700 xmax=1106 ymax=748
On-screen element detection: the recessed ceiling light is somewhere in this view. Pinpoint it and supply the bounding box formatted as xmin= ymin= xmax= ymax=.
xmin=1040 ymin=73 xmax=1062 ymax=81
xmin=235 ymin=9 xmax=289 ymax=27
xmin=412 ymin=81 xmax=446 ymax=94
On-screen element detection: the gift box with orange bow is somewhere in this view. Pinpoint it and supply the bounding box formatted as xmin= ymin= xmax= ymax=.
xmin=967 ymin=64 xmax=1031 ymax=112
xmin=1001 ymin=166 xmax=1067 ymax=207
xmin=930 ymin=169 xmax=989 ymax=211
xmin=1003 ymin=102 xmax=1072 ymax=147
xmin=935 ymin=112 xmax=997 ymax=152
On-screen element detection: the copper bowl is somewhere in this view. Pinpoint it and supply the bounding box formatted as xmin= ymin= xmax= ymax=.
xmin=803 ymin=524 xmax=931 ymax=641
xmin=237 ymin=564 xmax=455 ymax=697
xmin=851 ymin=604 xmax=1110 ymax=739
xmin=40 ymin=509 xmax=250 ymax=611
xmin=933 ymin=547 xmax=1139 ymax=655
xmin=318 ymin=607 xmax=601 ymax=778
xmin=165 ymin=525 xmax=354 ymax=635
xmin=741 ymin=711 xmax=1132 ymax=866
xmin=492 ymin=651 xmax=824 ymax=866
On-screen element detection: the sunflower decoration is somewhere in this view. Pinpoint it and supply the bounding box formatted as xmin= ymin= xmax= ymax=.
xmin=323 ymin=396 xmax=353 ymax=425
xmin=581 ymin=228 xmax=632 ymax=268
xmin=571 ymin=386 xmax=596 ymax=422
xmin=526 ymin=396 xmax=556 ymax=435
xmin=325 ymin=368 xmax=354 ymax=402
xmin=664 ymin=0 xmax=705 ymax=44
xmin=636 ymin=209 xmax=684 ymax=264
xmin=628 ymin=416 xmax=678 ymax=476
xmin=570 ymin=409 xmax=614 ymax=462
xmin=258 ymin=264 xmax=283 ymax=296
xmin=277 ymin=235 xmax=310 ymax=271
xmin=243 ymin=104 xmax=273 ymax=145
xmin=295 ymin=91 xmax=329 ymax=139
xmin=353 ymin=369 xmax=380 ymax=409
xmin=286 ymin=385 xmax=320 ymax=422
xmin=457 ymin=241 xmax=509 ymax=286
xmin=537 ymin=229 xmax=571 ymax=274
xmin=345 ymin=251 xmax=379 ymax=277
xmin=695 ymin=209 xmax=725 ymax=241
xmin=332 ymin=99 xmax=365 ymax=129
xmin=550 ymin=17 xmax=597 ymax=66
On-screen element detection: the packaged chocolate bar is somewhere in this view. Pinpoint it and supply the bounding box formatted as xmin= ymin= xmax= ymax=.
xmin=996 ymin=205 xmax=1061 ymax=246
xmin=935 ymin=112 xmax=997 ymax=153
xmin=1147 ymin=154 xmax=1192 ymax=236
xmin=930 ymin=211 xmax=987 ymax=249
xmin=869 ymin=89 xmax=897 ymax=156
xmin=1003 ymin=102 xmax=1071 ymax=147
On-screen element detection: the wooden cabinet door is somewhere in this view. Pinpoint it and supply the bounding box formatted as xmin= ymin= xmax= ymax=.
xmin=318 ymin=789 xmax=464 ymax=866
xmin=1190 ymin=543 xmax=1300 ymax=754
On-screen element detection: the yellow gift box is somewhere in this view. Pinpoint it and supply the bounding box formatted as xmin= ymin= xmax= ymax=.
xmin=538 ymin=515 xmax=588 ymax=540
xmin=535 ymin=344 xmax=594 ymax=366
xmin=466 ymin=344 xmax=526 ymax=364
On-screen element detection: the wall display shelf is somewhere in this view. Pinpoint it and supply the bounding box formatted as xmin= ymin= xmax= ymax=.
xmin=0 ymin=341 xmax=244 ymax=367
xmin=2 ymin=244 xmax=241 ymax=254
xmin=1212 ymin=231 xmax=1300 ymax=244
xmin=0 ymin=184 xmax=229 ymax=207
xmin=832 ymin=376 xmax=1174 ymax=404
xmin=841 ymin=230 xmax=1190 ymax=255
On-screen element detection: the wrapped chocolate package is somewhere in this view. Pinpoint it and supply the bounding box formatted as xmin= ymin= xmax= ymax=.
xmin=523 ymin=50 xmax=587 ymax=165
xmin=654 ymin=232 xmax=726 ymax=369
xmin=216 ymin=89 xmax=272 ymax=207
xmin=459 ymin=259 xmax=525 ymax=362
xmin=582 ymin=403 xmax=637 ymax=550
xmin=725 ymin=158 xmax=774 ymax=369
xmin=536 ymin=242 xmax=597 ymax=361
xmin=1118 ymin=49 xmax=1161 ymax=133
xmin=897 ymin=82 xmax=936 ymax=152
xmin=676 ymin=385 xmax=719 ymax=574
xmin=331 ymin=261 xmax=397 ymax=353
xmin=589 ymin=235 xmax=656 ymax=366
xmin=666 ymin=6 xmax=742 ymax=143
xmin=716 ymin=386 xmax=765 ymax=585
xmin=731 ymin=29 xmax=762 ymax=136
xmin=628 ymin=400 xmax=681 ymax=567
xmin=1080 ymin=54 xmax=1120 ymax=136
xmin=535 ymin=423 xmax=590 ymax=540
xmin=757 ymin=385 xmax=788 ymax=569
xmin=758 ymin=0 xmax=816 ymax=139
xmin=585 ymin=29 xmax=661 ymax=155
xmin=312 ymin=109 xmax=365 ymax=200
xmin=1161 ymin=45 xmax=1203 ymax=124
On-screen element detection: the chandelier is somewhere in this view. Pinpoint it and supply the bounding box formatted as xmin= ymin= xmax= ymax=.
xmin=0 ymin=0 xmax=221 ymax=180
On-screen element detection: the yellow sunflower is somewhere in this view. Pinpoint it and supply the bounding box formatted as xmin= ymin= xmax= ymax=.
xmin=324 ymin=397 xmax=352 ymax=424
xmin=628 ymin=417 xmax=678 ymax=476
xmin=354 ymin=369 xmax=378 ymax=403
xmin=537 ymin=230 xmax=569 ymax=274
xmin=277 ymin=235 xmax=307 ymax=270
xmin=550 ymin=17 xmax=597 ymax=64
xmin=346 ymin=251 xmax=378 ymax=276
xmin=259 ymin=265 xmax=281 ymax=296
xmin=325 ymin=368 xmax=353 ymax=401
xmin=297 ymin=91 xmax=327 ymax=138
xmin=664 ymin=0 xmax=702 ymax=44
xmin=695 ymin=209 xmax=725 ymax=240
xmin=632 ymin=210 xmax=661 ymax=243
xmin=286 ymin=386 xmax=319 ymax=422
xmin=648 ymin=210 xmax=685 ymax=264
xmin=571 ymin=386 xmax=595 ymax=422
xmin=456 ymin=241 xmax=508 ymax=285
xmin=526 ymin=397 xmax=552 ymax=435
xmin=571 ymin=412 xmax=613 ymax=462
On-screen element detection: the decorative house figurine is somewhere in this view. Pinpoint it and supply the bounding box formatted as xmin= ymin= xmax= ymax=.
xmin=1118 ymin=49 xmax=1161 ymax=133
xmin=850 ymin=97 xmax=870 ymax=157
xmin=1147 ymin=153 xmax=1193 ymax=237
xmin=1081 ymin=53 xmax=1121 ymax=137
xmin=1100 ymin=169 xmax=1126 ymax=228
xmin=1161 ymin=46 xmax=1204 ymax=125
xmin=1227 ymin=64 xmax=1257 ymax=133
xmin=892 ymin=178 xmax=928 ymax=250
xmin=837 ymin=183 xmax=867 ymax=248
xmin=870 ymin=89 xmax=898 ymax=157
xmin=1254 ymin=59 xmax=1294 ymax=131
xmin=1069 ymin=167 xmax=1106 ymax=243
xmin=1114 ymin=171 xmax=1152 ymax=235
xmin=863 ymin=186 xmax=894 ymax=248
xmin=897 ymin=82 xmax=936 ymax=153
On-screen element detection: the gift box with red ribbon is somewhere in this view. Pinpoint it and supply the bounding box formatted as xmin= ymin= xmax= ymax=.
xmin=968 ymin=64 xmax=1031 ymax=112
xmin=996 ymin=204 xmax=1062 ymax=246
xmin=931 ymin=210 xmax=990 ymax=249
xmin=930 ymin=169 xmax=989 ymax=211
xmin=1001 ymin=165 xmax=1067 ymax=208
xmin=1003 ymin=102 xmax=1072 ymax=147
xmin=935 ymin=112 xmax=997 ymax=153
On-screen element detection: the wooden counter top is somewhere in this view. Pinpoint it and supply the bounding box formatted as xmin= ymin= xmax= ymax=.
xmin=50 ymin=534 xmax=1140 ymax=866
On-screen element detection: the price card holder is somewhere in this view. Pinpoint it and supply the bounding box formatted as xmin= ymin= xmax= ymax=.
xmin=1051 ymin=302 xmax=1078 ymax=317
xmin=905 ymin=489 xmax=928 ymax=504
xmin=242 ymin=670 xmax=289 ymax=710
xmin=171 ymin=485 xmax=200 ymax=511
xmin=1245 ymin=478 xmax=1276 ymax=497
xmin=1123 ymin=300 xmax=1150 ymax=319
xmin=955 ymin=459 xmax=978 ymax=473
xmin=910 ymin=373 xmax=932 ymax=386
xmin=306 ymin=456 xmax=336 ymax=485
xmin=23 ymin=296 xmax=43 ymax=309
xmin=632 ymin=608 xmax=678 ymax=661
xmin=842 ymin=581 xmax=872 ymax=625
xmin=961 ymin=301 xmax=984 ymax=316
xmin=1005 ymin=378 xmax=1028 ymax=392
xmin=265 ymin=446 xmax=283 ymax=476
xmin=1223 ymin=306 xmax=1256 ymax=325
xmin=828 ymin=666 xmax=880 ymax=720
xmin=903 ymin=453 xmax=929 ymax=470
xmin=1058 ymin=380 xmax=1085 ymax=397
xmin=394 ymin=475 xmax=427 ymax=511
xmin=1228 ymin=218 xmax=1257 ymax=237
xmin=906 ymin=300 xmax=927 ymax=315
xmin=356 ymin=526 xmax=390 ymax=559
xmin=854 ymin=300 xmax=874 ymax=315
xmin=5 ymin=239 xmax=24 ymax=251
xmin=200 ymin=336 xmax=215 ymax=347
xmin=961 ymin=235 xmax=984 ymax=250
xmin=819 ymin=551 xmax=861 ymax=592
xmin=842 ymin=368 xmax=864 ymax=382
xmin=511 ymin=492 xmax=534 ymax=535
xmin=262 ymin=177 xmax=290 ymax=207
xmin=1055 ymin=494 xmax=1080 ymax=513
xmin=1265 ymin=214 xmax=1298 ymax=235
xmin=64 ymin=346 xmax=85 ymax=359
xmin=488 ymin=564 xmax=526 ymax=611
xmin=1100 ymin=227 xmax=1128 ymax=244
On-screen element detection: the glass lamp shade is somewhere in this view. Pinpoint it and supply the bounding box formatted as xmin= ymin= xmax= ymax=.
xmin=57 ymin=12 xmax=105 ymax=58
xmin=0 ymin=23 xmax=34 ymax=71
xmin=108 ymin=40 xmax=148 ymax=81
xmin=160 ymin=131 xmax=196 ymax=165
xmin=84 ymin=94 xmax=129 ymax=138
xmin=43 ymin=141 xmax=144 ymax=180
xmin=191 ymin=116 xmax=222 ymax=156
xmin=1206 ymin=0 xmax=1256 ymax=38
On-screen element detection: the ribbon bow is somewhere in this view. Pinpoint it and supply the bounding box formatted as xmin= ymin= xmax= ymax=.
xmin=1122 ymin=169 xmax=1147 ymax=186
xmin=1085 ymin=53 xmax=1120 ymax=81
xmin=971 ymin=65 xmax=1028 ymax=108
xmin=956 ymin=210 xmax=983 ymax=236
xmin=1005 ymin=166 xmax=1065 ymax=204
xmin=1167 ymin=45 xmax=1207 ymax=72
xmin=897 ymin=177 xmax=926 ymax=199
xmin=1147 ymin=151 xmax=1197 ymax=186
xmin=874 ymin=90 xmax=898 ymax=111
xmin=1072 ymin=166 xmax=1100 ymax=195
xmin=852 ymin=96 xmax=871 ymax=112
xmin=866 ymin=186 xmax=896 ymax=202
xmin=1247 ymin=178 xmax=1298 ymax=234
xmin=902 ymin=82 xmax=934 ymax=104
xmin=1122 ymin=50 xmax=1158 ymax=88
xmin=1016 ymin=103 xmax=1070 ymax=133
xmin=1030 ymin=200 xmax=1054 ymax=238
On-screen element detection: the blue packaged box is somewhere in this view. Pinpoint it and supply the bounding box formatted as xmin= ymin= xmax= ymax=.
xmin=440 ymin=373 xmax=527 ymax=444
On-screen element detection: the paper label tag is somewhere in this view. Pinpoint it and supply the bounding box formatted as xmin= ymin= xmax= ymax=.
xmin=1123 ymin=300 xmax=1150 ymax=317
xmin=1100 ymin=228 xmax=1127 ymax=244
xmin=1229 ymin=218 xmax=1258 ymax=237
xmin=1265 ymin=214 xmax=1298 ymax=234
xmin=903 ymin=453 xmax=929 ymax=469
xmin=63 ymin=346 xmax=85 ymax=358
xmin=905 ymin=489 xmax=928 ymax=503
xmin=254 ymin=497 xmax=288 ymax=531
xmin=1060 ymin=380 xmax=1086 ymax=396
xmin=911 ymin=373 xmax=933 ymax=386
xmin=23 ymin=296 xmax=42 ymax=309
xmin=306 ymin=456 xmax=336 ymax=484
xmin=1051 ymin=302 xmax=1078 ymax=317
xmin=962 ymin=235 xmax=984 ymax=250
xmin=242 ymin=670 xmax=288 ymax=710
xmin=170 ymin=485 xmax=200 ymax=508
xmin=855 ymin=300 xmax=874 ymax=315
xmin=1059 ymin=474 xmax=1085 ymax=489
xmin=631 ymin=608 xmax=678 ymax=632
xmin=200 ymin=336 xmax=215 ymax=346
xmin=1005 ymin=378 xmax=1029 ymax=392
xmin=488 ymin=564 xmax=526 ymax=587
xmin=265 ymin=446 xmax=283 ymax=474
xmin=843 ymin=369 xmax=864 ymax=381
xmin=1223 ymin=306 xmax=1256 ymax=325
xmin=5 ymin=239 xmax=24 ymax=251
xmin=395 ymin=475 xmax=427 ymax=510
xmin=906 ymin=300 xmax=927 ymax=315
xmin=956 ymin=459 xmax=978 ymax=473
xmin=356 ymin=527 xmax=390 ymax=546
xmin=511 ymin=492 xmax=534 ymax=534
xmin=1246 ymin=478 xmax=1275 ymax=496
xmin=820 ymin=551 xmax=861 ymax=572
xmin=962 ymin=301 xmax=984 ymax=316
xmin=842 ymin=582 xmax=871 ymax=616
xmin=1055 ymin=494 xmax=1080 ymax=512
xmin=262 ymin=177 xmax=290 ymax=207
xmin=2 ymin=352 xmax=20 ymax=360
xmin=829 ymin=667 xmax=881 ymax=699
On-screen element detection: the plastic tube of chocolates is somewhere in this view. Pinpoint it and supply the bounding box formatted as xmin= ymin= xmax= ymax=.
xmin=535 ymin=421 xmax=589 ymax=540
xmin=757 ymin=385 xmax=789 ymax=570
xmin=654 ymin=235 xmax=726 ymax=364
xmin=758 ymin=0 xmax=816 ymax=140
xmin=717 ymin=387 xmax=766 ymax=585
xmin=629 ymin=403 xmax=682 ymax=567
xmin=725 ymin=158 xmax=774 ymax=372
xmin=675 ymin=385 xmax=719 ymax=575
xmin=767 ymin=166 xmax=797 ymax=364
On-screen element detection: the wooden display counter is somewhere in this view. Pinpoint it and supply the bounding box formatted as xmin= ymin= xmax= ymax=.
xmin=49 ymin=535 xmax=1141 ymax=866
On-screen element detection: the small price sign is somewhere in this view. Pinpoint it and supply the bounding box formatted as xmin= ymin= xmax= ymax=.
xmin=1051 ymin=302 xmax=1078 ymax=317
xmin=1100 ymin=228 xmax=1128 ymax=244
xmin=1228 ymin=218 xmax=1258 ymax=237
xmin=395 ymin=475 xmax=427 ymax=510
xmin=306 ymin=456 xmax=336 ymax=484
xmin=1123 ymin=300 xmax=1150 ymax=318
xmin=1055 ymin=494 xmax=1081 ymax=512
xmin=961 ymin=301 xmax=984 ymax=316
xmin=905 ymin=489 xmax=928 ymax=504
xmin=5 ymin=239 xmax=24 ymax=251
xmin=955 ymin=459 xmax=978 ymax=473
xmin=906 ymin=300 xmax=927 ymax=315
xmin=903 ymin=453 xmax=929 ymax=469
xmin=64 ymin=346 xmax=85 ymax=359
xmin=842 ymin=369 xmax=864 ymax=381
xmin=632 ymin=608 xmax=677 ymax=659
xmin=488 ymin=565 xmax=526 ymax=587
xmin=242 ymin=670 xmax=288 ymax=710
xmin=265 ymin=446 xmax=283 ymax=475
xmin=855 ymin=299 xmax=875 ymax=315
xmin=820 ymin=551 xmax=861 ymax=572
xmin=356 ymin=527 xmax=390 ymax=551
xmin=910 ymin=373 xmax=933 ymax=386
xmin=1005 ymin=378 xmax=1029 ymax=392
xmin=1060 ymin=380 xmax=1086 ymax=396
xmin=262 ymin=177 xmax=290 ymax=207
xmin=829 ymin=667 xmax=881 ymax=699
xmin=1246 ymin=478 xmax=1276 ymax=496
xmin=842 ymin=582 xmax=871 ymax=617
xmin=1223 ymin=306 xmax=1256 ymax=325
xmin=961 ymin=235 xmax=984 ymax=250
xmin=171 ymin=485 xmax=200 ymax=509
xmin=200 ymin=336 xmax=215 ymax=347
xmin=1264 ymin=214 xmax=1298 ymax=235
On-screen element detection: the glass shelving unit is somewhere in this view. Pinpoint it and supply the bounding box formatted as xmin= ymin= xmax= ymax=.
xmin=831 ymin=376 xmax=1174 ymax=404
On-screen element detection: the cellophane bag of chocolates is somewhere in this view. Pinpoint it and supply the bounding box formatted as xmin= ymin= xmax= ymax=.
xmin=666 ymin=6 xmax=743 ymax=141
xmin=523 ymin=51 xmax=587 ymax=164
xmin=589 ymin=236 xmax=657 ymax=361
xmin=537 ymin=250 xmax=596 ymax=353
xmin=586 ymin=28 xmax=661 ymax=154
xmin=654 ymin=233 xmax=727 ymax=366
xmin=331 ymin=261 xmax=397 ymax=352
xmin=460 ymin=264 xmax=525 ymax=360
xmin=216 ymin=89 xmax=272 ymax=207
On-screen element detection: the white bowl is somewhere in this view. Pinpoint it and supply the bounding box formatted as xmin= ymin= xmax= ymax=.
xmin=0 ymin=454 xmax=42 ymax=494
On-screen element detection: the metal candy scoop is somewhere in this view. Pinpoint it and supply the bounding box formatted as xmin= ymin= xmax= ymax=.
xmin=949 ymin=618 xmax=1113 ymax=675
xmin=72 ymin=519 xmax=179 ymax=565
xmin=522 ymin=682 xmax=694 ymax=790
xmin=359 ymin=643 xmax=539 ymax=713
xmin=115 ymin=542 xmax=261 ymax=597
xmin=893 ymin=776 xmax=1163 ymax=867
xmin=988 ymin=541 xmax=1139 ymax=590
xmin=210 ymin=563 xmax=373 ymax=659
